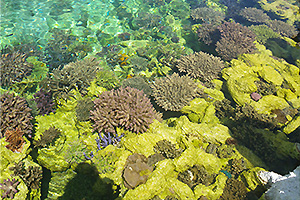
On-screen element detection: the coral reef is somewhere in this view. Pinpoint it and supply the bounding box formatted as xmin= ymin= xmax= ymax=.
xmin=75 ymin=98 xmax=94 ymax=121
xmin=121 ymin=76 xmax=152 ymax=96
xmin=239 ymin=7 xmax=270 ymax=24
xmin=219 ymin=179 xmax=248 ymax=200
xmin=266 ymin=19 xmax=298 ymax=38
xmin=4 ymin=128 xmax=26 ymax=153
xmin=95 ymin=132 xmax=123 ymax=150
xmin=215 ymin=21 xmax=257 ymax=61
xmin=43 ymin=57 xmax=102 ymax=100
xmin=33 ymin=88 xmax=55 ymax=116
xmin=249 ymin=25 xmax=280 ymax=44
xmin=150 ymin=73 xmax=204 ymax=111
xmin=91 ymin=86 xmax=161 ymax=134
xmin=122 ymin=153 xmax=153 ymax=189
xmin=0 ymin=92 xmax=33 ymax=138
xmin=176 ymin=51 xmax=225 ymax=87
xmin=153 ymin=140 xmax=183 ymax=159
xmin=0 ymin=178 xmax=19 ymax=199
xmin=10 ymin=161 xmax=42 ymax=190
xmin=33 ymin=126 xmax=61 ymax=148
xmin=91 ymin=70 xmax=120 ymax=91
xmin=0 ymin=51 xmax=33 ymax=88
xmin=191 ymin=7 xmax=225 ymax=24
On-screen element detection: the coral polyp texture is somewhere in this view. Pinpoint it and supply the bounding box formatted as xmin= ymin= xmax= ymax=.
xmin=150 ymin=73 xmax=203 ymax=111
xmin=0 ymin=51 xmax=33 ymax=88
xmin=0 ymin=92 xmax=33 ymax=138
xmin=0 ymin=178 xmax=20 ymax=199
xmin=176 ymin=51 xmax=225 ymax=87
xmin=90 ymin=86 xmax=161 ymax=134
xmin=216 ymin=21 xmax=257 ymax=61
xmin=33 ymin=88 xmax=55 ymax=116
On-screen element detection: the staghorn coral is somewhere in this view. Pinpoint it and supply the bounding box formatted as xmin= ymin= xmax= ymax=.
xmin=33 ymin=88 xmax=55 ymax=116
xmin=0 ymin=178 xmax=19 ymax=199
xmin=95 ymin=132 xmax=123 ymax=150
xmin=4 ymin=128 xmax=26 ymax=153
xmin=90 ymin=86 xmax=161 ymax=134
xmin=215 ymin=21 xmax=257 ymax=61
xmin=43 ymin=57 xmax=101 ymax=100
xmin=10 ymin=162 xmax=42 ymax=190
xmin=0 ymin=92 xmax=33 ymax=138
xmin=150 ymin=73 xmax=204 ymax=111
xmin=266 ymin=19 xmax=298 ymax=38
xmin=33 ymin=126 xmax=61 ymax=148
xmin=0 ymin=51 xmax=33 ymax=88
xmin=239 ymin=7 xmax=270 ymax=24
xmin=196 ymin=23 xmax=220 ymax=45
xmin=249 ymin=25 xmax=280 ymax=44
xmin=176 ymin=51 xmax=225 ymax=87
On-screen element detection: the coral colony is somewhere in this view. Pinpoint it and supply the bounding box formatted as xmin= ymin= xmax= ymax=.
xmin=1 ymin=0 xmax=300 ymax=199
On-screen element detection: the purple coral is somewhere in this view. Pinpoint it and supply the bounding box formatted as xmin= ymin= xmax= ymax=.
xmin=0 ymin=178 xmax=19 ymax=199
xmin=90 ymin=87 xmax=161 ymax=134
xmin=215 ymin=21 xmax=257 ymax=61
xmin=33 ymin=88 xmax=55 ymax=115
xmin=95 ymin=132 xmax=123 ymax=150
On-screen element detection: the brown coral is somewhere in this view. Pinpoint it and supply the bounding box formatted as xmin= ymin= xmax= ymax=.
xmin=4 ymin=128 xmax=26 ymax=153
xmin=43 ymin=57 xmax=101 ymax=100
xmin=0 ymin=51 xmax=33 ymax=88
xmin=239 ymin=7 xmax=270 ymax=24
xmin=33 ymin=126 xmax=61 ymax=148
xmin=122 ymin=153 xmax=153 ymax=189
xmin=266 ymin=19 xmax=298 ymax=38
xmin=176 ymin=51 xmax=225 ymax=87
xmin=150 ymin=73 xmax=203 ymax=111
xmin=90 ymin=87 xmax=161 ymax=134
xmin=153 ymin=140 xmax=183 ymax=159
xmin=0 ymin=178 xmax=19 ymax=199
xmin=0 ymin=92 xmax=33 ymax=138
xmin=191 ymin=7 xmax=225 ymax=25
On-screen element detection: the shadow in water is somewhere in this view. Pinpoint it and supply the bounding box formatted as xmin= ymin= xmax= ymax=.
xmin=58 ymin=163 xmax=120 ymax=200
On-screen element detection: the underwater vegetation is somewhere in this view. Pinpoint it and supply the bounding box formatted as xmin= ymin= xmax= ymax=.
xmin=1 ymin=0 xmax=300 ymax=199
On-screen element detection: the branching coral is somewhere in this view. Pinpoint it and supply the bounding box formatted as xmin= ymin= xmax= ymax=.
xmin=4 ymin=128 xmax=26 ymax=152
xmin=150 ymin=73 xmax=204 ymax=111
xmin=266 ymin=19 xmax=298 ymax=38
xmin=215 ymin=21 xmax=257 ymax=61
xmin=121 ymin=76 xmax=152 ymax=96
xmin=90 ymin=86 xmax=161 ymax=134
xmin=33 ymin=126 xmax=61 ymax=148
xmin=0 ymin=51 xmax=33 ymax=88
xmin=76 ymin=98 xmax=94 ymax=121
xmin=176 ymin=51 xmax=225 ymax=87
xmin=239 ymin=7 xmax=270 ymax=24
xmin=43 ymin=57 xmax=102 ymax=100
xmin=0 ymin=178 xmax=19 ymax=199
xmin=0 ymin=92 xmax=33 ymax=138
xmin=249 ymin=25 xmax=280 ymax=44
xmin=191 ymin=7 xmax=225 ymax=25
xmin=33 ymin=88 xmax=55 ymax=116
xmin=10 ymin=162 xmax=42 ymax=190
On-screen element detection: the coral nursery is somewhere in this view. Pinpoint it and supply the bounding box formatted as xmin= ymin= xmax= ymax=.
xmin=1 ymin=0 xmax=300 ymax=199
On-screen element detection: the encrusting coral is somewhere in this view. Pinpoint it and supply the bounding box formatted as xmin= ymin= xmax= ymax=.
xmin=176 ymin=51 xmax=225 ymax=87
xmin=0 ymin=92 xmax=33 ymax=138
xmin=150 ymin=73 xmax=204 ymax=111
xmin=0 ymin=51 xmax=33 ymax=88
xmin=90 ymin=86 xmax=161 ymax=134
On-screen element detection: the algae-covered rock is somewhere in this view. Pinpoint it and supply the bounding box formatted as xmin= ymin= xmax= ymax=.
xmin=222 ymin=43 xmax=300 ymax=127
